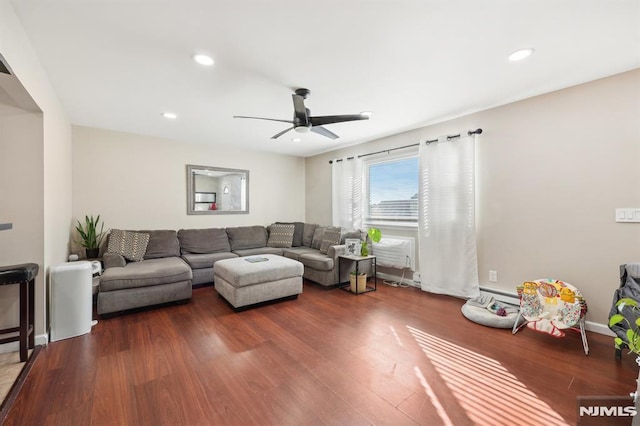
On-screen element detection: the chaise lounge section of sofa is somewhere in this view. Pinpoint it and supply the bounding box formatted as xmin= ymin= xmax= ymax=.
xmin=98 ymin=230 xmax=193 ymax=315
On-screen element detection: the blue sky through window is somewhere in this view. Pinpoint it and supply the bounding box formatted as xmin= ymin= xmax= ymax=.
xmin=368 ymin=157 xmax=419 ymax=205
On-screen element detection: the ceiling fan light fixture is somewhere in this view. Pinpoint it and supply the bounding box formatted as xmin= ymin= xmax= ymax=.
xmin=508 ymin=48 xmax=534 ymax=62
xmin=234 ymin=88 xmax=369 ymax=140
xmin=193 ymin=54 xmax=214 ymax=66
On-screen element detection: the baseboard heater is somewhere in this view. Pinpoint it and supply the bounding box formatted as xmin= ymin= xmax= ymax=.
xmin=479 ymin=286 xmax=520 ymax=306
xmin=372 ymin=237 xmax=415 ymax=271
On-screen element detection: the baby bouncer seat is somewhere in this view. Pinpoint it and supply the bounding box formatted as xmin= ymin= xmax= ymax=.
xmin=513 ymin=279 xmax=589 ymax=355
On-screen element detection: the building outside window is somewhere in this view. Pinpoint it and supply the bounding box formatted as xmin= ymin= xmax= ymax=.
xmin=364 ymin=154 xmax=418 ymax=226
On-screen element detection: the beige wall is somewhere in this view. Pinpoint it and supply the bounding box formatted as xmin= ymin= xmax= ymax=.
xmin=305 ymin=68 xmax=640 ymax=326
xmin=0 ymin=110 xmax=43 ymax=335
xmin=71 ymin=126 xmax=305 ymax=251
xmin=0 ymin=0 xmax=73 ymax=343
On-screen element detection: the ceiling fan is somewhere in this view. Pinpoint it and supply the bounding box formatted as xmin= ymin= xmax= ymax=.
xmin=233 ymin=88 xmax=369 ymax=140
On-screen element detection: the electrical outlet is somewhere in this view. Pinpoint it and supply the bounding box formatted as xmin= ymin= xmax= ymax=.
xmin=413 ymin=272 xmax=421 ymax=283
xmin=489 ymin=270 xmax=497 ymax=282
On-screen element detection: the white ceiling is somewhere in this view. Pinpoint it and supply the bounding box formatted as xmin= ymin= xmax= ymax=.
xmin=8 ymin=0 xmax=640 ymax=157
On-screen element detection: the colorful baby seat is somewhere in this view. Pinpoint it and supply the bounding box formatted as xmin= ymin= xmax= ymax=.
xmin=513 ymin=279 xmax=589 ymax=355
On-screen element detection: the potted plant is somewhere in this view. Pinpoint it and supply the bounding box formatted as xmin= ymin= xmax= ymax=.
xmin=75 ymin=214 xmax=106 ymax=259
xmin=350 ymin=271 xmax=367 ymax=293
xmin=360 ymin=227 xmax=382 ymax=256
xmin=609 ymin=297 xmax=640 ymax=413
xmin=609 ymin=297 xmax=640 ymax=354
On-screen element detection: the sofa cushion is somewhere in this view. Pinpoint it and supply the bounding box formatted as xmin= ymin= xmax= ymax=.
xmin=302 ymin=223 xmax=318 ymax=247
xmin=267 ymin=223 xmax=295 ymax=248
xmin=282 ymin=247 xmax=319 ymax=261
xmin=178 ymin=228 xmax=230 ymax=254
xmin=100 ymin=257 xmax=192 ymax=292
xmin=107 ymin=229 xmax=150 ymax=262
xmin=320 ymin=226 xmax=342 ymax=254
xmin=310 ymin=226 xmax=325 ymax=250
xmin=298 ymin=253 xmax=334 ymax=272
xmin=181 ymin=252 xmax=238 ymax=270
xmin=141 ymin=230 xmax=181 ymax=259
xmin=277 ymin=222 xmax=305 ymax=247
xmin=227 ymin=226 xmax=268 ymax=251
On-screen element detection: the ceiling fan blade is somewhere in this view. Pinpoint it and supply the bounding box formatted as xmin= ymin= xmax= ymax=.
xmin=309 ymin=114 xmax=369 ymax=126
xmin=311 ymin=125 xmax=339 ymax=140
xmin=292 ymin=94 xmax=308 ymax=124
xmin=234 ymin=115 xmax=294 ymax=124
xmin=271 ymin=127 xmax=295 ymax=139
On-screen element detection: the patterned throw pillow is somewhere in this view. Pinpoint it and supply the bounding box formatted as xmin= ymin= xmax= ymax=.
xmin=107 ymin=229 xmax=150 ymax=262
xmin=276 ymin=222 xmax=304 ymax=247
xmin=320 ymin=226 xmax=342 ymax=254
xmin=267 ymin=224 xmax=295 ymax=248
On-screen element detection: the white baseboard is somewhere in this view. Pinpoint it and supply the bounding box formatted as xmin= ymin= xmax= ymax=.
xmin=38 ymin=333 xmax=48 ymax=346
xmin=585 ymin=321 xmax=615 ymax=337
xmin=0 ymin=333 xmax=48 ymax=355
xmin=0 ymin=342 xmax=20 ymax=354
xmin=479 ymin=286 xmax=520 ymax=306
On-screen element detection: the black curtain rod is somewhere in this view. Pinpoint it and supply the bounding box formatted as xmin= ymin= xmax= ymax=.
xmin=329 ymin=128 xmax=482 ymax=164
xmin=425 ymin=128 xmax=483 ymax=144
xmin=329 ymin=142 xmax=417 ymax=163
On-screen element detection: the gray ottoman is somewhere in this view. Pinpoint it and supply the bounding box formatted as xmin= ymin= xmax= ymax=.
xmin=214 ymin=254 xmax=303 ymax=309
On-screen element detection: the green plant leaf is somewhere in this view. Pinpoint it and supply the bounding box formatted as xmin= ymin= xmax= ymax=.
xmin=627 ymin=329 xmax=636 ymax=345
xmin=609 ymin=314 xmax=626 ymax=327
xmin=614 ymin=337 xmax=624 ymax=349
xmin=368 ymin=228 xmax=382 ymax=243
xmin=617 ymin=297 xmax=639 ymax=308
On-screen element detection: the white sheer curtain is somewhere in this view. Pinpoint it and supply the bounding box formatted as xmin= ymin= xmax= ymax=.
xmin=418 ymin=135 xmax=479 ymax=298
xmin=332 ymin=158 xmax=363 ymax=229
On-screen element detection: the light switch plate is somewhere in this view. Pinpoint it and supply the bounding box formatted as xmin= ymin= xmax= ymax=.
xmin=616 ymin=208 xmax=640 ymax=223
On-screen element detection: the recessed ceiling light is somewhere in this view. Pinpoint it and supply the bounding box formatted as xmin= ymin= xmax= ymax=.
xmin=508 ymin=48 xmax=535 ymax=62
xmin=193 ymin=54 xmax=214 ymax=66
xmin=161 ymin=112 xmax=177 ymax=119
xmin=291 ymin=137 xmax=301 ymax=142
xmin=360 ymin=111 xmax=373 ymax=117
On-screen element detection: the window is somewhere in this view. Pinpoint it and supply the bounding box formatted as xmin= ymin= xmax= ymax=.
xmin=364 ymin=155 xmax=419 ymax=224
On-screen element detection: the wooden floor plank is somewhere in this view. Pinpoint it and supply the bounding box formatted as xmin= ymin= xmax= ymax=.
xmin=311 ymin=360 xmax=420 ymax=425
xmin=3 ymin=280 xmax=638 ymax=425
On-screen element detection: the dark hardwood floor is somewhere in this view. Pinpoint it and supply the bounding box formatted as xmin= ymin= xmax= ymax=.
xmin=4 ymin=280 xmax=638 ymax=425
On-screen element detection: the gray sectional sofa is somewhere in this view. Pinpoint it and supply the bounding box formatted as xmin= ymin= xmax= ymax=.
xmin=97 ymin=223 xmax=362 ymax=315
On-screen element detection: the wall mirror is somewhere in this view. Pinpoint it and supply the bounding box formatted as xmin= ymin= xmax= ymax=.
xmin=186 ymin=165 xmax=249 ymax=215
